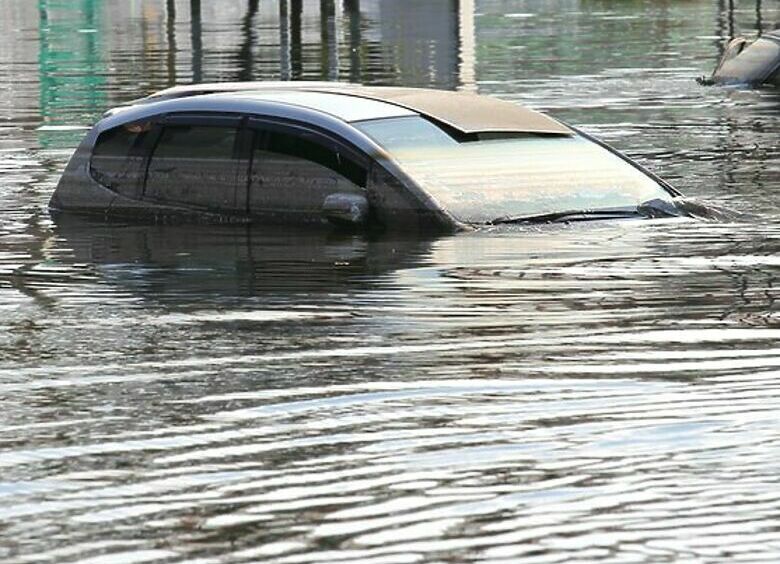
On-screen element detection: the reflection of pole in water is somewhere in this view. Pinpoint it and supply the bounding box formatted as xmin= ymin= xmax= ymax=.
xmin=191 ymin=0 xmax=202 ymax=83
xmin=457 ymin=0 xmax=476 ymax=92
xmin=280 ymin=0 xmax=291 ymax=79
xmin=166 ymin=0 xmax=176 ymax=86
xmin=238 ymin=0 xmax=260 ymax=81
xmin=290 ymin=0 xmax=303 ymax=79
xmin=756 ymin=0 xmax=762 ymax=36
xmin=320 ymin=0 xmax=339 ymax=80
xmin=83 ymin=0 xmax=99 ymax=105
xmin=37 ymin=0 xmax=106 ymax=128
xmin=343 ymin=0 xmax=361 ymax=82
xmin=716 ymin=0 xmax=726 ymax=57
xmin=728 ymin=0 xmax=735 ymax=38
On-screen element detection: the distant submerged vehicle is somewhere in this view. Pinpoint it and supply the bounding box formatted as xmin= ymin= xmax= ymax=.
xmin=702 ymin=29 xmax=780 ymax=87
xmin=50 ymin=82 xmax=690 ymax=232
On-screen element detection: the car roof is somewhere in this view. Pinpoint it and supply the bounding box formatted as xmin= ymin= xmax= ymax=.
xmin=225 ymin=90 xmax=417 ymax=122
xmin=136 ymin=82 xmax=572 ymax=136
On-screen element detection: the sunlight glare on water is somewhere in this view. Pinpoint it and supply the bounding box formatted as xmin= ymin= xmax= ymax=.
xmin=1 ymin=0 xmax=780 ymax=562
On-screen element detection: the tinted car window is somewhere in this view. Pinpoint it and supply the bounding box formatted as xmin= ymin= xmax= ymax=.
xmin=266 ymin=131 xmax=367 ymax=188
xmin=249 ymin=129 xmax=366 ymax=219
xmin=153 ymin=126 xmax=236 ymax=160
xmin=90 ymin=124 xmax=149 ymax=198
xmin=145 ymin=125 xmax=240 ymax=211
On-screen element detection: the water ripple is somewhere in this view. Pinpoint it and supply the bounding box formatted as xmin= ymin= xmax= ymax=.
xmin=3 ymin=0 xmax=780 ymax=561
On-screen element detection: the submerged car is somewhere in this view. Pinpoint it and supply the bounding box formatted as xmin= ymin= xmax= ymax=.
xmin=50 ymin=82 xmax=687 ymax=232
xmin=702 ymin=29 xmax=780 ymax=87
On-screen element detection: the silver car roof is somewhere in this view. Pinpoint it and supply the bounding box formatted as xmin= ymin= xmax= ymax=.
xmin=226 ymin=90 xmax=416 ymax=122
xmin=133 ymin=82 xmax=573 ymax=136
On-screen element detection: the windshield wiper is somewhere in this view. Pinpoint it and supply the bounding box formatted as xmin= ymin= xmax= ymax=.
xmin=488 ymin=199 xmax=682 ymax=226
xmin=488 ymin=208 xmax=641 ymax=225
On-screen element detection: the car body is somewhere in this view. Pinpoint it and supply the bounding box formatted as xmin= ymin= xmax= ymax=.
xmin=50 ymin=82 xmax=684 ymax=232
xmin=703 ymin=29 xmax=780 ymax=87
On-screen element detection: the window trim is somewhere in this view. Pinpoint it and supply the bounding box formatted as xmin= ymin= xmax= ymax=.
xmin=246 ymin=117 xmax=370 ymax=178
xmin=161 ymin=113 xmax=244 ymax=128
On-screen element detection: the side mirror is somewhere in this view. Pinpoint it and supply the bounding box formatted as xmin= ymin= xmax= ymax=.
xmin=322 ymin=193 xmax=369 ymax=228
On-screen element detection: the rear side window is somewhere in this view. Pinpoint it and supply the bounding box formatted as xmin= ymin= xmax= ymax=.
xmin=153 ymin=126 xmax=236 ymax=160
xmin=90 ymin=123 xmax=150 ymax=195
xmin=145 ymin=125 xmax=240 ymax=210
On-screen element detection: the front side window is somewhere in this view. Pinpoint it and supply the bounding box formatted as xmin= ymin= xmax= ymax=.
xmin=357 ymin=116 xmax=674 ymax=224
xmin=145 ymin=125 xmax=240 ymax=211
xmin=249 ymin=128 xmax=366 ymax=218
xmin=265 ymin=130 xmax=367 ymax=188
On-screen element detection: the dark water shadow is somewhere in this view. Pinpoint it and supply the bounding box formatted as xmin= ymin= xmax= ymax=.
xmin=50 ymin=215 xmax=438 ymax=304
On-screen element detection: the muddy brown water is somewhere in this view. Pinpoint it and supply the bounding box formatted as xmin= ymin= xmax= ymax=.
xmin=2 ymin=1 xmax=780 ymax=562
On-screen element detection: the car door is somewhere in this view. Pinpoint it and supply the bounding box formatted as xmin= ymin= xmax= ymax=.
xmin=246 ymin=120 xmax=368 ymax=223
xmin=144 ymin=114 xmax=243 ymax=212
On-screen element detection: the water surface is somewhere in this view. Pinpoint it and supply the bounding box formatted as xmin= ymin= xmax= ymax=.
xmin=2 ymin=1 xmax=780 ymax=562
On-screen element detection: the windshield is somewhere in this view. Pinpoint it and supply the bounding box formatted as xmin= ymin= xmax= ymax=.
xmin=356 ymin=116 xmax=674 ymax=224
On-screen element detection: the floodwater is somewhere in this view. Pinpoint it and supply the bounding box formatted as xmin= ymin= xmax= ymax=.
xmin=2 ymin=0 xmax=780 ymax=562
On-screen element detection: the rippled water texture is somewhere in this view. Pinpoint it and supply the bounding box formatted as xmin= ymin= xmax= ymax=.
xmin=2 ymin=1 xmax=780 ymax=562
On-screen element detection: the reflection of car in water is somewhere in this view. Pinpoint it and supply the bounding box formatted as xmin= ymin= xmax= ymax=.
xmin=51 ymin=215 xmax=433 ymax=299
xmin=51 ymin=82 xmax=691 ymax=232
xmin=702 ymin=29 xmax=780 ymax=87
